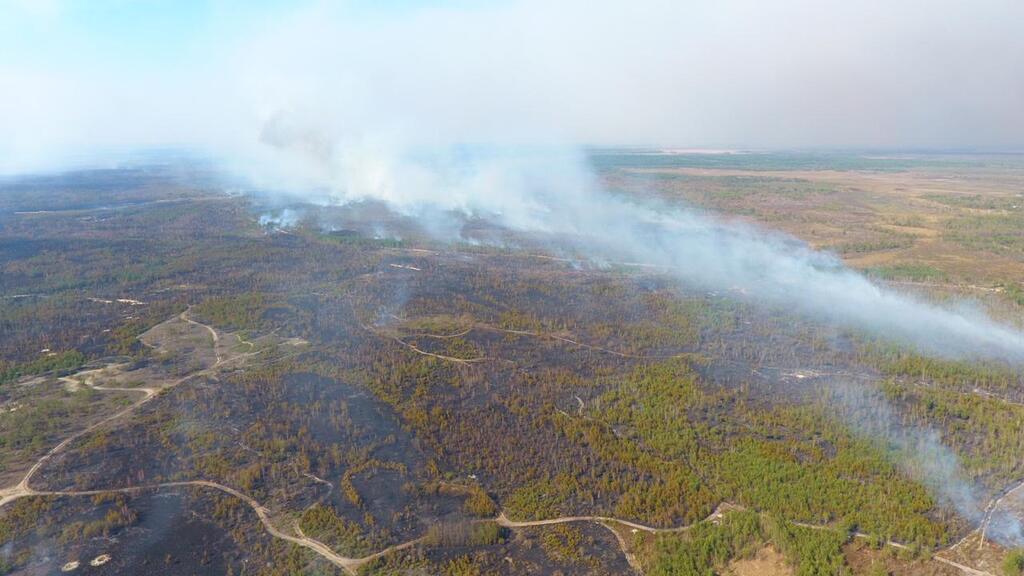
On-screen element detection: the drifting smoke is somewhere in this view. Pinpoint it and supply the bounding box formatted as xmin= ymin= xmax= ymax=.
xmin=829 ymin=385 xmax=1023 ymax=544
xmin=252 ymin=123 xmax=1024 ymax=363
xmin=249 ymin=120 xmax=1024 ymax=544
xmin=204 ymin=0 xmax=1024 ymax=362
xmin=4 ymin=0 xmax=1024 ymax=543
xmin=258 ymin=208 xmax=304 ymax=230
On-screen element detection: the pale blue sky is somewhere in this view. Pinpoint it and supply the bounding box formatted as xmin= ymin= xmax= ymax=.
xmin=0 ymin=0 xmax=1022 ymax=175
xmin=0 ymin=0 xmax=475 ymax=69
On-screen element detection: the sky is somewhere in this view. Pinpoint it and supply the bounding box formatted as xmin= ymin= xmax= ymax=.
xmin=1 ymin=0 xmax=1023 ymax=174
xmin=217 ymin=1 xmax=1022 ymax=536
xmin=6 ymin=2 xmax=1024 ymax=532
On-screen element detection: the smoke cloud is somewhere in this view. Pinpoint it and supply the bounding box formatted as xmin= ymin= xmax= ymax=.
xmin=3 ymin=0 xmax=1024 ymax=176
xmin=828 ymin=384 xmax=1023 ymax=544
xmin=5 ymin=2 xmax=1022 ymax=360
xmin=3 ymin=0 xmax=1024 ymax=539
xmin=251 ymin=126 xmax=1024 ymax=362
xmin=175 ymin=0 xmax=1023 ymax=361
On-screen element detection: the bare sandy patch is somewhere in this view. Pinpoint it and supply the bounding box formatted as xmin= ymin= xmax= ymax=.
xmin=726 ymin=545 xmax=792 ymax=576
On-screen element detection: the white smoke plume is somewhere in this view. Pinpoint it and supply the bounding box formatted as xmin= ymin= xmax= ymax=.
xmin=3 ymin=0 xmax=1024 ymax=175
xmin=247 ymin=125 xmax=1024 ymax=363
xmin=190 ymin=0 xmax=1024 ymax=360
xmin=828 ymin=384 xmax=1023 ymax=545
xmin=3 ymin=0 xmax=1024 ymax=540
xmin=248 ymin=129 xmax=1024 ymax=541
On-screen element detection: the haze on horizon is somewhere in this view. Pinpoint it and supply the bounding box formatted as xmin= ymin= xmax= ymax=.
xmin=6 ymin=0 xmax=1024 ymax=548
xmin=1 ymin=0 xmax=1023 ymax=175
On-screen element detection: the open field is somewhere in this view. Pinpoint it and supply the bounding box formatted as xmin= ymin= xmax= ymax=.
xmin=603 ymin=153 xmax=1024 ymax=304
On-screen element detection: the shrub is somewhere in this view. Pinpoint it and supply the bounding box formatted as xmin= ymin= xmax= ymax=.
xmin=463 ymin=489 xmax=497 ymax=517
xmin=1004 ymin=549 xmax=1024 ymax=576
xmin=424 ymin=522 xmax=504 ymax=547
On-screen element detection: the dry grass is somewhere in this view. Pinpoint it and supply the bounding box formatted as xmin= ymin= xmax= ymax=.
xmin=616 ymin=165 xmax=1024 ymax=299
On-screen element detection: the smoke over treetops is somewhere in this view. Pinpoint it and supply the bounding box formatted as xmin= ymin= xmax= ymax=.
xmin=3 ymin=0 xmax=1024 ymax=544
xmin=252 ymin=116 xmax=1024 ymax=364
xmin=248 ymin=121 xmax=1024 ymax=542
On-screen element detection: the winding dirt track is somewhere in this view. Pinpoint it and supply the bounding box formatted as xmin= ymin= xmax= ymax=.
xmin=345 ymin=297 xmax=490 ymax=365
xmin=0 ymin=310 xmax=696 ymax=574
xmin=181 ymin=311 xmax=222 ymax=363
xmin=14 ymin=481 xmax=359 ymax=571
xmin=792 ymin=521 xmax=995 ymax=576
xmin=0 ymin=311 xmax=424 ymax=575
xmin=0 ymin=306 xmax=1004 ymax=576
xmin=0 ymin=383 xmax=158 ymax=508
xmin=0 ymin=310 xmax=242 ymax=508
xmin=979 ymin=479 xmax=1024 ymax=547
xmin=495 ymin=512 xmax=689 ymax=534
xmin=345 ymin=293 xmax=1003 ymax=576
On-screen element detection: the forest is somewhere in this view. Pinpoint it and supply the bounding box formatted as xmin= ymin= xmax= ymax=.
xmin=2 ymin=156 xmax=1024 ymax=575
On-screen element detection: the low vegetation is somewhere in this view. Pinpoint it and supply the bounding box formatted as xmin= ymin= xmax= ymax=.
xmin=5 ymin=157 xmax=1024 ymax=574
